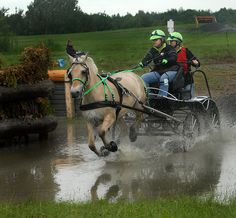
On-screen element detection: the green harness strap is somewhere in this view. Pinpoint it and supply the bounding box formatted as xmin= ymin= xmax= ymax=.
xmin=82 ymin=67 xmax=148 ymax=100
xmin=83 ymin=75 xmax=108 ymax=96
xmin=83 ymin=74 xmax=115 ymax=101
xmin=97 ymin=74 xmax=115 ymax=101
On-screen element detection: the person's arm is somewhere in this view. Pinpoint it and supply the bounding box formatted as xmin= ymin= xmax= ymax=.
xmin=186 ymin=48 xmax=200 ymax=68
xmin=163 ymin=49 xmax=177 ymax=65
xmin=140 ymin=48 xmax=157 ymax=67
xmin=159 ymin=47 xmax=177 ymax=66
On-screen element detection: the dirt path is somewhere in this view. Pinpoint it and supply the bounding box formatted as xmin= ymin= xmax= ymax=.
xmin=197 ymin=63 xmax=236 ymax=125
xmin=217 ymin=93 xmax=236 ymax=125
xmin=203 ymin=63 xmax=236 ymax=125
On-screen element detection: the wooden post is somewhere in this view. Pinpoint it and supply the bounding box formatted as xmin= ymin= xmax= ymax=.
xmin=167 ymin=19 xmax=174 ymax=34
xmin=195 ymin=16 xmax=199 ymax=29
xmin=64 ymin=73 xmax=74 ymax=118
xmin=67 ymin=122 xmax=74 ymax=145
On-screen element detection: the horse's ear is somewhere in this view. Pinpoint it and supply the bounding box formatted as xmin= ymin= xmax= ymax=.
xmin=84 ymin=52 xmax=89 ymax=60
xmin=67 ymin=54 xmax=74 ymax=63
xmin=66 ymin=40 xmax=76 ymax=59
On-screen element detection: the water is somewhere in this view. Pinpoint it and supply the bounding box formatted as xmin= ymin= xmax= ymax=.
xmin=0 ymin=118 xmax=235 ymax=203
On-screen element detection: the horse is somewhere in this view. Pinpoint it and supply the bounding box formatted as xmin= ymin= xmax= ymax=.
xmin=67 ymin=50 xmax=147 ymax=156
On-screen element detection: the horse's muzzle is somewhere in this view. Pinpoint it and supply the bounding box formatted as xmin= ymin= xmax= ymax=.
xmin=70 ymin=86 xmax=83 ymax=98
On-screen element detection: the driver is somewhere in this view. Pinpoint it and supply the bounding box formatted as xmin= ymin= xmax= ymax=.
xmin=139 ymin=29 xmax=178 ymax=96
xmin=167 ymin=32 xmax=200 ymax=97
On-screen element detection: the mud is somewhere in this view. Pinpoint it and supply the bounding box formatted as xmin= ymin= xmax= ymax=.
xmin=217 ymin=92 xmax=236 ymax=126
xmin=199 ymin=23 xmax=236 ymax=32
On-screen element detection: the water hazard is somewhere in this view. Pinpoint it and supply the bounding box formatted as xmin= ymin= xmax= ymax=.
xmin=0 ymin=118 xmax=236 ymax=202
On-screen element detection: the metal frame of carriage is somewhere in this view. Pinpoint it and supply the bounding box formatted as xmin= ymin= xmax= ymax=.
xmin=123 ymin=69 xmax=220 ymax=142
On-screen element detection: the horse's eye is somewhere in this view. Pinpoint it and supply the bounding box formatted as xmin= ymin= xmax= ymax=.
xmin=68 ymin=72 xmax=72 ymax=79
xmin=67 ymin=69 xmax=72 ymax=79
xmin=81 ymin=69 xmax=88 ymax=75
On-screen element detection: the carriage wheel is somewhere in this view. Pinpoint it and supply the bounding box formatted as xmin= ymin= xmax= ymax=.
xmin=207 ymin=104 xmax=220 ymax=129
xmin=183 ymin=113 xmax=201 ymax=139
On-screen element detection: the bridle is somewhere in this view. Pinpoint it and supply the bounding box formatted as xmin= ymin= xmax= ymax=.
xmin=67 ymin=59 xmax=89 ymax=86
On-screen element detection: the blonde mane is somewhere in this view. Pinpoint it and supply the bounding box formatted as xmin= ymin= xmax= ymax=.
xmin=80 ymin=55 xmax=98 ymax=75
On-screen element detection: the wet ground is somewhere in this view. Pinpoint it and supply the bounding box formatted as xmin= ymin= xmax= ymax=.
xmin=0 ymin=118 xmax=236 ymax=203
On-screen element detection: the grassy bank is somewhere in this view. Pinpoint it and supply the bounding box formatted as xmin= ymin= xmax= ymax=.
xmin=1 ymin=25 xmax=236 ymax=98
xmin=1 ymin=197 xmax=236 ymax=218
xmin=1 ymin=25 xmax=236 ymax=71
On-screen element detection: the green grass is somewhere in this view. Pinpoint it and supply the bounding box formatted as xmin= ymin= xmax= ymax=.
xmin=1 ymin=197 xmax=236 ymax=218
xmin=1 ymin=25 xmax=236 ymax=71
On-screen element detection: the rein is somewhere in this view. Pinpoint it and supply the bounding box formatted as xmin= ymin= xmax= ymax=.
xmin=72 ymin=77 xmax=86 ymax=85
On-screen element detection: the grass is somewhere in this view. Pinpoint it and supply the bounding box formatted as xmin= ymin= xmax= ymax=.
xmin=1 ymin=24 xmax=236 ymax=71
xmin=1 ymin=197 xmax=236 ymax=218
xmin=1 ymin=25 xmax=236 ymax=98
xmin=2 ymin=25 xmax=235 ymax=98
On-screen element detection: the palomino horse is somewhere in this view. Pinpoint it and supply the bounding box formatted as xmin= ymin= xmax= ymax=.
xmin=67 ymin=50 xmax=147 ymax=156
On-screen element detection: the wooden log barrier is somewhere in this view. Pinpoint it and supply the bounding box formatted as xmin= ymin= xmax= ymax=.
xmin=48 ymin=70 xmax=75 ymax=118
xmin=0 ymin=80 xmax=58 ymax=144
xmin=0 ymin=116 xmax=57 ymax=139
xmin=0 ymin=80 xmax=54 ymax=103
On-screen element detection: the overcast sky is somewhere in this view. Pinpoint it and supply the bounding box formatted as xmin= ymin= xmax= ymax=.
xmin=1 ymin=0 xmax=236 ymax=15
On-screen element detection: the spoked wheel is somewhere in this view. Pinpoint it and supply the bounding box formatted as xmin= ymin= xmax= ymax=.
xmin=183 ymin=112 xmax=201 ymax=140
xmin=206 ymin=103 xmax=220 ymax=130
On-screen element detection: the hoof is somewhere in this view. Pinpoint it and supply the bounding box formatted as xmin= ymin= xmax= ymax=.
xmin=109 ymin=141 xmax=118 ymax=152
xmin=100 ymin=146 xmax=110 ymax=156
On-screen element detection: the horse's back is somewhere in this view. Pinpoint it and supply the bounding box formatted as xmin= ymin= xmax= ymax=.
xmin=112 ymin=72 xmax=147 ymax=104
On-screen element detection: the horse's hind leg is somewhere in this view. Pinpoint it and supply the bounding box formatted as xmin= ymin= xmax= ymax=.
xmin=87 ymin=122 xmax=100 ymax=156
xmin=129 ymin=112 xmax=143 ymax=142
xmin=98 ymin=114 xmax=118 ymax=152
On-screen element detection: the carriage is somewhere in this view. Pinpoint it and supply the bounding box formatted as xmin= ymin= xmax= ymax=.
xmin=123 ymin=69 xmax=220 ymax=143
xmin=67 ymin=47 xmax=220 ymax=156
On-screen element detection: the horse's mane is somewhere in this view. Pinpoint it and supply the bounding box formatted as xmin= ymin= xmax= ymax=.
xmin=80 ymin=55 xmax=98 ymax=75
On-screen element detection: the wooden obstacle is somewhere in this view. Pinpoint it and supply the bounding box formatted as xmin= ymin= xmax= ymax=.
xmin=0 ymin=46 xmax=58 ymax=145
xmin=48 ymin=70 xmax=76 ymax=118
xmin=0 ymin=80 xmax=57 ymax=144
xmin=195 ymin=16 xmax=217 ymax=28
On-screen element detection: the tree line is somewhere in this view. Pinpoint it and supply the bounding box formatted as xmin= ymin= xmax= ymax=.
xmin=1 ymin=0 xmax=236 ymax=36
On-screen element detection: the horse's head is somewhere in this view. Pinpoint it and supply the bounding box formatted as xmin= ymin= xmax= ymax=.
xmin=67 ymin=54 xmax=90 ymax=98
xmin=66 ymin=40 xmax=98 ymax=98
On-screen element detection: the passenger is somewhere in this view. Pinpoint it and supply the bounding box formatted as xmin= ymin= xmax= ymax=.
xmin=167 ymin=32 xmax=200 ymax=97
xmin=139 ymin=29 xmax=178 ymax=97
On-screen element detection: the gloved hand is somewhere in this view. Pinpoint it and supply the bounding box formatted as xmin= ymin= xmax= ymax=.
xmin=138 ymin=62 xmax=144 ymax=68
xmin=161 ymin=59 xmax=168 ymax=65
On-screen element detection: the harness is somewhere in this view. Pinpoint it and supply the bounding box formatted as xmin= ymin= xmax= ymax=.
xmin=69 ymin=60 xmax=147 ymax=120
xmin=80 ymin=75 xmax=129 ymax=119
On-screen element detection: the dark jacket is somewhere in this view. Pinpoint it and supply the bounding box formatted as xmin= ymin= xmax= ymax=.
xmin=141 ymin=44 xmax=178 ymax=74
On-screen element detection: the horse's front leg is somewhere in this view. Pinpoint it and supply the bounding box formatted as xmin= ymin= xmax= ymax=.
xmin=87 ymin=122 xmax=100 ymax=156
xmin=98 ymin=114 xmax=118 ymax=152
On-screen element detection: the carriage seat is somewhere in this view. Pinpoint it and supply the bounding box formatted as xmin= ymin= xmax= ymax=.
xmin=147 ymin=68 xmax=193 ymax=114
xmin=169 ymin=67 xmax=193 ymax=100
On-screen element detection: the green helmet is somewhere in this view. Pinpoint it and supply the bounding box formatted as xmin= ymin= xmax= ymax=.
xmin=149 ymin=29 xmax=166 ymax=41
xmin=167 ymin=32 xmax=183 ymax=42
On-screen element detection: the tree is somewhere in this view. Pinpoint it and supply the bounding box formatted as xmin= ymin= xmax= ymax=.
xmin=0 ymin=8 xmax=13 ymax=52
xmin=6 ymin=9 xmax=26 ymax=35
xmin=25 ymin=0 xmax=80 ymax=34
